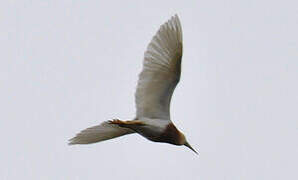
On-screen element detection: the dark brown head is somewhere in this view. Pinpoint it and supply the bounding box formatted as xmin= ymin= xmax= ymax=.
xmin=160 ymin=123 xmax=198 ymax=154
xmin=177 ymin=131 xmax=198 ymax=155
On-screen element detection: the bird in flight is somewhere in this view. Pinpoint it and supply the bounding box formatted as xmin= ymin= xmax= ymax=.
xmin=69 ymin=15 xmax=197 ymax=154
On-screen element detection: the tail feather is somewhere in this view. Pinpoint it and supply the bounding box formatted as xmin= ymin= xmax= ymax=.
xmin=68 ymin=121 xmax=134 ymax=145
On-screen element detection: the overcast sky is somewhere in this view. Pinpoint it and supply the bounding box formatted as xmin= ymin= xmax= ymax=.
xmin=1 ymin=0 xmax=297 ymax=179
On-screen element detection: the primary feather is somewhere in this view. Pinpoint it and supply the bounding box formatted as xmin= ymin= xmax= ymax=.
xmin=69 ymin=122 xmax=134 ymax=145
xmin=135 ymin=15 xmax=183 ymax=120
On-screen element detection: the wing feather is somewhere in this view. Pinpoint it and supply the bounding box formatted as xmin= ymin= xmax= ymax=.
xmin=135 ymin=15 xmax=183 ymax=120
xmin=68 ymin=121 xmax=134 ymax=145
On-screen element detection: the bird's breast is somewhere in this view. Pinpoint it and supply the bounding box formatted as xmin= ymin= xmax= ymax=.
xmin=134 ymin=119 xmax=181 ymax=145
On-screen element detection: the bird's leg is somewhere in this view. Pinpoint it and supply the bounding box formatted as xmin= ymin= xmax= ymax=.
xmin=108 ymin=119 xmax=145 ymax=128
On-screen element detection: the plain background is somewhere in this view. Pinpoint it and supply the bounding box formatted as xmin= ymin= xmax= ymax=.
xmin=1 ymin=0 xmax=297 ymax=179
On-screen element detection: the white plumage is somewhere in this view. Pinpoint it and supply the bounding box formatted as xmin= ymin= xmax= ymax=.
xmin=69 ymin=15 xmax=197 ymax=154
xmin=69 ymin=122 xmax=133 ymax=145
xmin=135 ymin=15 xmax=183 ymax=120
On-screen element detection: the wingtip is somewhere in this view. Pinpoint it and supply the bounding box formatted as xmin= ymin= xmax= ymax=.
xmin=166 ymin=14 xmax=183 ymax=42
xmin=68 ymin=138 xmax=76 ymax=145
xmin=173 ymin=14 xmax=179 ymax=20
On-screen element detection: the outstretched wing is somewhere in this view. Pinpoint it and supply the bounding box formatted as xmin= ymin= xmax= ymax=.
xmin=69 ymin=121 xmax=134 ymax=145
xmin=135 ymin=15 xmax=183 ymax=120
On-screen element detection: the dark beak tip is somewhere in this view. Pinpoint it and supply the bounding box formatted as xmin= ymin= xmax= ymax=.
xmin=184 ymin=142 xmax=198 ymax=155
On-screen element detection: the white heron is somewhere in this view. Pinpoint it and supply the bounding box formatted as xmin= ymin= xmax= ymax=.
xmin=69 ymin=15 xmax=197 ymax=154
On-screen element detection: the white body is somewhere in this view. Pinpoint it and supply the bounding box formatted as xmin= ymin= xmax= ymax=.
xmin=69 ymin=15 xmax=184 ymax=145
xmin=133 ymin=118 xmax=170 ymax=141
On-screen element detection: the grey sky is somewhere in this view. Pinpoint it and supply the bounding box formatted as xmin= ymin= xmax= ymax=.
xmin=1 ymin=0 xmax=297 ymax=179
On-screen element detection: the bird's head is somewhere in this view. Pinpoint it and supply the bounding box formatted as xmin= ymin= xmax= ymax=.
xmin=162 ymin=123 xmax=198 ymax=154
xmin=178 ymin=132 xmax=198 ymax=155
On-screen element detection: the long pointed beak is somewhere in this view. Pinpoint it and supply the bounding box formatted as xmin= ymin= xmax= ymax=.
xmin=184 ymin=141 xmax=198 ymax=155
